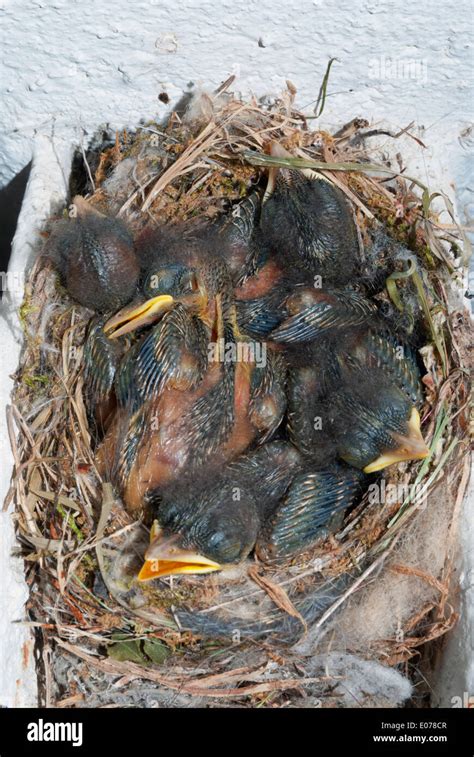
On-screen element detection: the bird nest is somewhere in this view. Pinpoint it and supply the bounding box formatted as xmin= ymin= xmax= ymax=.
xmin=8 ymin=78 xmax=471 ymax=707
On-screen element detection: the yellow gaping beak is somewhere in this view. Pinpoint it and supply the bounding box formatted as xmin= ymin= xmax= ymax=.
xmin=104 ymin=295 xmax=175 ymax=339
xmin=363 ymin=408 xmax=430 ymax=474
xmin=137 ymin=524 xmax=221 ymax=581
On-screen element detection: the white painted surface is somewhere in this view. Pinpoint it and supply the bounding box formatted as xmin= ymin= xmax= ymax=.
xmin=0 ymin=0 xmax=472 ymax=707
xmin=1 ymin=0 xmax=473 ymax=221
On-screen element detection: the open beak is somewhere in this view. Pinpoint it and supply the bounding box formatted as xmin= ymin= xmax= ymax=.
xmin=364 ymin=408 xmax=430 ymax=473
xmin=137 ymin=526 xmax=221 ymax=581
xmin=104 ymin=294 xmax=175 ymax=339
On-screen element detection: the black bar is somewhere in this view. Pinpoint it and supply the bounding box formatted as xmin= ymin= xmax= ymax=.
xmin=0 ymin=706 xmax=470 ymax=756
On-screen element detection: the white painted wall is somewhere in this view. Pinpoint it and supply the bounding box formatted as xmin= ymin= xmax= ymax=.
xmin=1 ymin=0 xmax=473 ymax=220
xmin=0 ymin=0 xmax=472 ymax=707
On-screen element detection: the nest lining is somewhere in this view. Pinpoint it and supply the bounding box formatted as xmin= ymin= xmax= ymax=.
xmin=7 ymin=80 xmax=471 ymax=707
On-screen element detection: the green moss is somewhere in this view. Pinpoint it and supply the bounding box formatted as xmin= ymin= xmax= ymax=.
xmin=23 ymin=374 xmax=50 ymax=389
xmin=18 ymin=300 xmax=37 ymax=331
xmin=421 ymin=244 xmax=436 ymax=268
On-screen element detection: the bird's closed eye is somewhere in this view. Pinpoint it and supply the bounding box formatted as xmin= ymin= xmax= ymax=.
xmin=145 ymin=265 xmax=184 ymax=296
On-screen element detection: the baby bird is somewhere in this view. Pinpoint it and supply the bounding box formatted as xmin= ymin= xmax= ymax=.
xmin=83 ymin=313 xmax=126 ymax=427
xmin=96 ymin=226 xmax=286 ymax=515
xmin=47 ymin=196 xmax=139 ymax=312
xmin=139 ymin=441 xmax=302 ymax=579
xmin=286 ymin=323 xmax=429 ymax=474
xmin=257 ymin=461 xmax=366 ymax=561
xmin=328 ymin=367 xmax=428 ymax=473
xmin=259 ymin=143 xmax=360 ymax=284
xmin=217 ymin=192 xmax=262 ymax=282
xmin=269 ymin=286 xmax=376 ymax=344
xmin=138 ymin=442 xmax=365 ymax=579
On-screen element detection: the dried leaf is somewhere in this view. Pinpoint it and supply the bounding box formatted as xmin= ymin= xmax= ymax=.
xmin=248 ymin=566 xmax=306 ymax=631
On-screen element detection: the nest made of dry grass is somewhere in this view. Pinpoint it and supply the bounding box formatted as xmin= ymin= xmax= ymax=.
xmin=6 ymin=76 xmax=472 ymax=707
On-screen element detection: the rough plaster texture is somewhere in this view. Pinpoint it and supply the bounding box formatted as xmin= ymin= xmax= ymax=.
xmin=0 ymin=0 xmax=472 ymax=707
xmin=0 ymin=0 xmax=472 ymax=219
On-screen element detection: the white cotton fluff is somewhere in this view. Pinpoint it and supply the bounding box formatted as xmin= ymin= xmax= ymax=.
xmin=314 ymin=652 xmax=413 ymax=707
